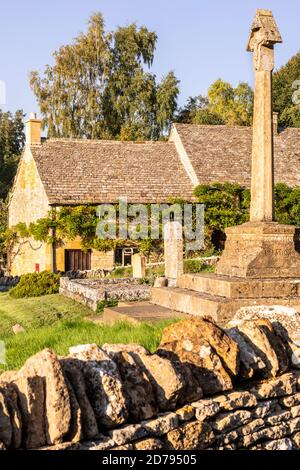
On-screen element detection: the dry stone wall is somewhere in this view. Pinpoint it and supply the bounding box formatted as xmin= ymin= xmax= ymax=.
xmin=2 ymin=316 xmax=300 ymax=450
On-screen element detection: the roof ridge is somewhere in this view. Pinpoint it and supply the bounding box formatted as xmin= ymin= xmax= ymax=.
xmin=45 ymin=138 xmax=172 ymax=145
xmin=174 ymin=123 xmax=252 ymax=130
xmin=174 ymin=122 xmax=300 ymax=132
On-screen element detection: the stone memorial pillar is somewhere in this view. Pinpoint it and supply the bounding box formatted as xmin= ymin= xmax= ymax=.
xmin=247 ymin=10 xmax=281 ymax=222
xmin=164 ymin=221 xmax=184 ymax=286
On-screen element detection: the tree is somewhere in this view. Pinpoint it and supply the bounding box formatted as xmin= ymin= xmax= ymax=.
xmin=0 ymin=110 xmax=24 ymax=200
xmin=274 ymin=183 xmax=300 ymax=226
xmin=0 ymin=200 xmax=8 ymax=267
xmin=177 ymin=95 xmax=224 ymax=125
xmin=30 ymin=13 xmax=179 ymax=141
xmin=194 ymin=183 xmax=250 ymax=232
xmin=273 ymin=52 xmax=300 ymax=128
xmin=193 ymin=182 xmax=300 ymax=251
xmin=0 ymin=109 xmax=24 ymax=264
xmin=177 ymin=79 xmax=253 ymax=126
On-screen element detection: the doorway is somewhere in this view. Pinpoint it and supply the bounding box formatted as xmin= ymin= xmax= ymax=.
xmin=65 ymin=249 xmax=91 ymax=271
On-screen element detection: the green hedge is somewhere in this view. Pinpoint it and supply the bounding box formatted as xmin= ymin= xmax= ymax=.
xmin=9 ymin=271 xmax=60 ymax=299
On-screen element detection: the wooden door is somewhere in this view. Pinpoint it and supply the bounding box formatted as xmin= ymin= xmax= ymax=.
xmin=65 ymin=249 xmax=91 ymax=271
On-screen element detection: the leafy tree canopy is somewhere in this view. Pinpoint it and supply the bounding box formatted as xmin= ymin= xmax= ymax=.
xmin=0 ymin=110 xmax=24 ymax=263
xmin=0 ymin=109 xmax=24 ymax=200
xmin=177 ymin=79 xmax=253 ymax=126
xmin=273 ymin=52 xmax=300 ymax=128
xmin=194 ymin=182 xmax=300 ymax=236
xmin=30 ymin=13 xmax=179 ymax=141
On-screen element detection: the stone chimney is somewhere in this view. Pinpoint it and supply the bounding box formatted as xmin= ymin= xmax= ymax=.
xmin=273 ymin=112 xmax=279 ymax=135
xmin=25 ymin=113 xmax=42 ymax=146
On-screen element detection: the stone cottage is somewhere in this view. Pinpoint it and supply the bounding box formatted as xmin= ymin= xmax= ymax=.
xmin=8 ymin=113 xmax=300 ymax=275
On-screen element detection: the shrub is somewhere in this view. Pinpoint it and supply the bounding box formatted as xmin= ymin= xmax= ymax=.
xmin=184 ymin=259 xmax=215 ymax=274
xmin=146 ymin=265 xmax=165 ymax=278
xmin=9 ymin=271 xmax=60 ymax=299
xmin=111 ymin=266 xmax=133 ymax=278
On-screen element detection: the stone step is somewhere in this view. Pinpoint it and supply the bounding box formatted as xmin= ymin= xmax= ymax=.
xmin=102 ymin=301 xmax=186 ymax=325
xmin=150 ymin=286 xmax=229 ymax=321
xmin=150 ymin=286 xmax=300 ymax=325
xmin=177 ymin=273 xmax=300 ymax=299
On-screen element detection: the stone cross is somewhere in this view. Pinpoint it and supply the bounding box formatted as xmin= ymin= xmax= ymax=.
xmin=247 ymin=10 xmax=282 ymax=222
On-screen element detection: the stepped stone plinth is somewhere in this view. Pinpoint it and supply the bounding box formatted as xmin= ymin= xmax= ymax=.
xmin=151 ymin=273 xmax=300 ymax=325
xmin=216 ymin=222 xmax=300 ymax=279
xmin=178 ymin=272 xmax=300 ymax=299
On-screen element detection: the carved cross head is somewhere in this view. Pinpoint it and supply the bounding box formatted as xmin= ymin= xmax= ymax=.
xmin=247 ymin=10 xmax=282 ymax=71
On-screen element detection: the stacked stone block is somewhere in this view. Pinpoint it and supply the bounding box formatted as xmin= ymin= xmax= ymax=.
xmin=1 ymin=316 xmax=300 ymax=450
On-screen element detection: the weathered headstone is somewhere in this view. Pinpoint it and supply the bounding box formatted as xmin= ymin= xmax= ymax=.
xmin=132 ymin=253 xmax=146 ymax=279
xmin=164 ymin=222 xmax=183 ymax=287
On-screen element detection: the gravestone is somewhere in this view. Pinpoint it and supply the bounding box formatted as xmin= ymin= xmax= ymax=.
xmin=132 ymin=253 xmax=146 ymax=279
xmin=164 ymin=221 xmax=183 ymax=286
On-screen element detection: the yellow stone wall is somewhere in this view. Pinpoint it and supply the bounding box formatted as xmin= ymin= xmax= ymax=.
xmin=8 ymin=148 xmax=50 ymax=275
xmin=91 ymin=249 xmax=114 ymax=271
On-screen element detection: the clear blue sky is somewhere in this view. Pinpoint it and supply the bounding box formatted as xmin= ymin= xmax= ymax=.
xmin=1 ymin=0 xmax=300 ymax=117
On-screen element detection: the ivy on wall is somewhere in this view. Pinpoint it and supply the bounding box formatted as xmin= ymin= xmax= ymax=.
xmin=6 ymin=204 xmax=167 ymax=261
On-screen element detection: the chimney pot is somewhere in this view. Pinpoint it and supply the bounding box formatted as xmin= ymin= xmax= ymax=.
xmin=26 ymin=113 xmax=42 ymax=146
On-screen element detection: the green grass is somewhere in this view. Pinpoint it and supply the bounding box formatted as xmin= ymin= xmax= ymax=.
xmin=0 ymin=293 xmax=175 ymax=371
xmin=111 ymin=266 xmax=133 ymax=278
xmin=0 ymin=293 xmax=92 ymax=336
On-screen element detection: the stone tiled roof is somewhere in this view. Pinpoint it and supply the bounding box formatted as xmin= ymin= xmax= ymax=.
xmin=30 ymin=124 xmax=300 ymax=206
xmin=31 ymin=139 xmax=195 ymax=205
xmin=174 ymin=123 xmax=300 ymax=187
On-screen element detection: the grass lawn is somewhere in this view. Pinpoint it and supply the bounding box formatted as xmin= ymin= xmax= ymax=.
xmin=0 ymin=293 xmax=176 ymax=371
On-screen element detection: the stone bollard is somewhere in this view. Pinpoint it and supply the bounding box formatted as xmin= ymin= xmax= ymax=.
xmin=164 ymin=221 xmax=183 ymax=287
xmin=132 ymin=253 xmax=146 ymax=279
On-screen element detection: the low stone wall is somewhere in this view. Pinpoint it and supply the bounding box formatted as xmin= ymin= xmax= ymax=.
xmin=45 ymin=372 xmax=300 ymax=451
xmin=1 ymin=316 xmax=300 ymax=450
xmin=59 ymin=277 xmax=150 ymax=311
